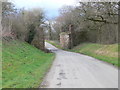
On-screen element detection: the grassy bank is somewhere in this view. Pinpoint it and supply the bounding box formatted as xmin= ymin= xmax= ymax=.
xmin=0 ymin=41 xmax=2 ymax=89
xmin=46 ymin=40 xmax=118 ymax=67
xmin=45 ymin=40 xmax=62 ymax=49
xmin=2 ymin=40 xmax=55 ymax=88
xmin=71 ymin=43 xmax=119 ymax=67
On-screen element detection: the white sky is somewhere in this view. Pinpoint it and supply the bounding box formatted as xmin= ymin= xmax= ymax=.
xmin=10 ymin=0 xmax=76 ymax=19
xmin=8 ymin=0 xmax=119 ymax=18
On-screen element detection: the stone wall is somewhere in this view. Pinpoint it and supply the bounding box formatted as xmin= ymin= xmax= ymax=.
xmin=60 ymin=32 xmax=70 ymax=49
xmin=60 ymin=24 xmax=74 ymax=49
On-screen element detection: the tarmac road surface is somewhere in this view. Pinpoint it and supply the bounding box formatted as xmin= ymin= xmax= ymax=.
xmin=40 ymin=42 xmax=118 ymax=88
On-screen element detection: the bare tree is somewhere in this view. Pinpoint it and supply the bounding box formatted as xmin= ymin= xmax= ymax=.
xmin=53 ymin=2 xmax=118 ymax=44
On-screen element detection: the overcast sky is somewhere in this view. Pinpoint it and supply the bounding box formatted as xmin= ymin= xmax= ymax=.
xmin=11 ymin=0 xmax=76 ymax=19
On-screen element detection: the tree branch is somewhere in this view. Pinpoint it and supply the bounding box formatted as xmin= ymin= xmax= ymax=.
xmin=86 ymin=17 xmax=118 ymax=24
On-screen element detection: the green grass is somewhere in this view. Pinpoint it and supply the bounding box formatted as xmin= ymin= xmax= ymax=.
xmin=0 ymin=40 xmax=2 ymax=89
xmin=70 ymin=43 xmax=119 ymax=67
xmin=2 ymin=40 xmax=55 ymax=88
xmin=45 ymin=40 xmax=62 ymax=49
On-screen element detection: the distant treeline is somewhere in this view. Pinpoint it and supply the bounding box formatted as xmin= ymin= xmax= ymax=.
xmin=2 ymin=1 xmax=45 ymax=43
xmin=49 ymin=2 xmax=119 ymax=45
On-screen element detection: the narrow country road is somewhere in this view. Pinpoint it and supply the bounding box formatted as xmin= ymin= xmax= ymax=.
xmin=40 ymin=42 xmax=118 ymax=88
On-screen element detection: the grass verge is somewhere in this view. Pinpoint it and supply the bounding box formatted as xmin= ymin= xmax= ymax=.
xmin=45 ymin=40 xmax=62 ymax=49
xmin=0 ymin=40 xmax=2 ymax=89
xmin=70 ymin=43 xmax=119 ymax=67
xmin=2 ymin=40 xmax=55 ymax=88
